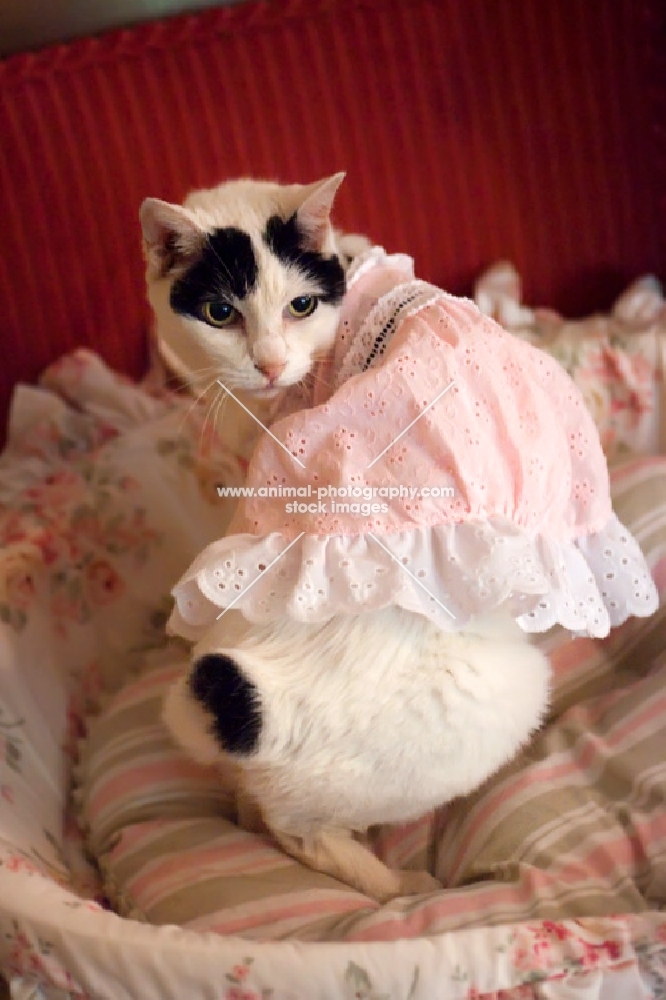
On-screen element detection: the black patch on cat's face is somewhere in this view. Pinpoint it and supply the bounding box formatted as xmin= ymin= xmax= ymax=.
xmin=170 ymin=227 xmax=258 ymax=317
xmin=263 ymin=214 xmax=345 ymax=305
xmin=189 ymin=652 xmax=261 ymax=756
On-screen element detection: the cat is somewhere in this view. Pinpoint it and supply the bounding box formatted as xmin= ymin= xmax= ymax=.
xmin=164 ymin=608 xmax=550 ymax=902
xmin=140 ymin=174 xmax=370 ymax=488
xmin=150 ymin=193 xmax=551 ymax=899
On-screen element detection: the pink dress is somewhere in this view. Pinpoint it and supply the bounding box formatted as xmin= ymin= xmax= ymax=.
xmin=169 ymin=249 xmax=657 ymax=640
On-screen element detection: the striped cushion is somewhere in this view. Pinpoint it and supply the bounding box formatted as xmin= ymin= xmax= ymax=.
xmin=79 ymin=658 xmax=375 ymax=938
xmin=77 ymin=456 xmax=666 ymax=941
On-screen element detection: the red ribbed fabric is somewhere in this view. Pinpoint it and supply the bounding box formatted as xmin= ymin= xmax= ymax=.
xmin=0 ymin=0 xmax=664 ymax=434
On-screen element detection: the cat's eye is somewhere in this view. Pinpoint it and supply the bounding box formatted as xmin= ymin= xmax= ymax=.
xmin=288 ymin=295 xmax=318 ymax=319
xmin=201 ymin=300 xmax=239 ymax=328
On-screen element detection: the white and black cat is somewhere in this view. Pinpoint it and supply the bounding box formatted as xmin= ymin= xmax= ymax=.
xmin=140 ymin=173 xmax=368 ymax=398
xmin=140 ymin=174 xmax=369 ymax=492
xmin=164 ymin=609 xmax=549 ymax=901
xmin=151 ymin=183 xmax=551 ymax=902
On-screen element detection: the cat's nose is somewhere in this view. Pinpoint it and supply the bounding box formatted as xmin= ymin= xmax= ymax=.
xmin=255 ymin=361 xmax=286 ymax=384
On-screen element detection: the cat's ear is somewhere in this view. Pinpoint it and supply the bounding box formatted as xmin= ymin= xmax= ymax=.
xmin=295 ymin=172 xmax=346 ymax=252
xmin=140 ymin=198 xmax=204 ymax=278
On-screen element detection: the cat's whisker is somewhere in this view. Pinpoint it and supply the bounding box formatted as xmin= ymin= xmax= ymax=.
xmin=210 ymin=371 xmax=253 ymax=394
xmin=180 ymin=364 xmax=236 ymax=387
xmin=204 ymin=235 xmax=236 ymax=289
xmin=185 ymin=374 xmax=226 ymax=396
xmin=179 ymin=363 xmax=230 ymax=379
xmin=199 ymin=384 xmax=226 ymax=456
xmin=176 ymin=378 xmax=218 ymax=437
xmin=204 ymin=236 xmax=230 ymax=274
xmin=196 ymin=396 xmax=215 ymax=457
xmin=160 ymin=364 xmax=222 ymax=388
xmin=309 ymin=369 xmax=334 ymax=387
xmin=186 ymin=365 xmax=259 ymax=398
xmin=301 ymin=368 xmax=334 ymax=393
xmin=161 ymin=364 xmax=239 ymax=403
xmin=211 ymin=389 xmax=228 ymax=444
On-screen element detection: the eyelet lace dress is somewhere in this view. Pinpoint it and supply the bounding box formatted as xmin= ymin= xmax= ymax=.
xmin=169 ymin=248 xmax=658 ymax=641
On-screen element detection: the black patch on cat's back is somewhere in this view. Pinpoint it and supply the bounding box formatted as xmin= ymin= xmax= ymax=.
xmin=189 ymin=652 xmax=261 ymax=756
xmin=170 ymin=227 xmax=258 ymax=317
xmin=263 ymin=214 xmax=345 ymax=304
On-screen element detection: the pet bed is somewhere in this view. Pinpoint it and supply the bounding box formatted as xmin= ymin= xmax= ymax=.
xmin=1 ymin=1 xmax=665 ymax=997
xmin=1 ymin=349 xmax=666 ymax=1000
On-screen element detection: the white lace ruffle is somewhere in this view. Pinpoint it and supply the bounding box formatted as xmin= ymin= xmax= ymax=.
xmin=335 ymin=280 xmax=446 ymax=389
xmin=345 ymin=246 xmax=414 ymax=287
xmin=168 ymin=513 xmax=658 ymax=641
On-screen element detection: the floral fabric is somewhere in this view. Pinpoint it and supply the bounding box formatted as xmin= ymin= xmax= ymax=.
xmin=0 ymin=350 xmax=664 ymax=999
xmin=475 ymin=264 xmax=666 ymax=464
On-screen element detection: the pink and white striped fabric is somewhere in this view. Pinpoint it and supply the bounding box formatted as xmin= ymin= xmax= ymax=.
xmin=78 ymin=456 xmax=666 ymax=944
xmin=1 ymin=350 xmax=664 ymax=997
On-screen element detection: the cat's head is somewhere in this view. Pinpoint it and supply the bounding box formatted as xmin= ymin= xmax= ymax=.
xmin=140 ymin=174 xmax=354 ymax=396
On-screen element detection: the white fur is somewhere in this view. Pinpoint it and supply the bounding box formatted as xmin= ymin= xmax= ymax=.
xmin=164 ymin=608 xmax=550 ymax=899
xmin=152 ymin=179 xmax=550 ymax=899
xmin=141 ymin=175 xmax=369 ymax=396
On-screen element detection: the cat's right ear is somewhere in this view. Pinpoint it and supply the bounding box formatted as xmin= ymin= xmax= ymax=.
xmin=140 ymin=198 xmax=204 ymax=278
xmin=295 ymin=173 xmax=346 ymax=253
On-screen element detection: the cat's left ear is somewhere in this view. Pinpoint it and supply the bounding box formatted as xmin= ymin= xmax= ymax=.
xmin=296 ymin=172 xmax=346 ymax=252
xmin=140 ymin=198 xmax=204 ymax=278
